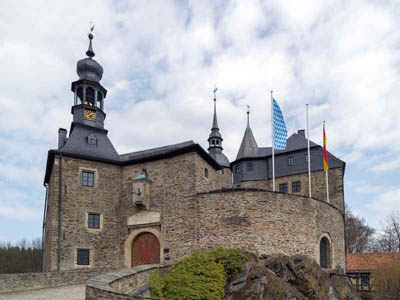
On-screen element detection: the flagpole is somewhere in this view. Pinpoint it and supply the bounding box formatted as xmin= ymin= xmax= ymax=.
xmin=306 ymin=104 xmax=312 ymax=198
xmin=324 ymin=121 xmax=330 ymax=203
xmin=271 ymin=90 xmax=275 ymax=192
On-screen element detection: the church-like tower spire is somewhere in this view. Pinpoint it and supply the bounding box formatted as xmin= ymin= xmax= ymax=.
xmin=207 ymin=87 xmax=230 ymax=168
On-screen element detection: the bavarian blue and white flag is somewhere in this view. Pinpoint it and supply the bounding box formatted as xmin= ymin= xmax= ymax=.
xmin=272 ymin=98 xmax=287 ymax=150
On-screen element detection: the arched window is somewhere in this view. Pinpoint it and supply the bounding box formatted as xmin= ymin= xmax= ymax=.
xmin=97 ymin=92 xmax=103 ymax=108
xmin=320 ymin=237 xmax=330 ymax=268
xmin=77 ymin=87 xmax=84 ymax=104
xmin=86 ymin=87 xmax=95 ymax=106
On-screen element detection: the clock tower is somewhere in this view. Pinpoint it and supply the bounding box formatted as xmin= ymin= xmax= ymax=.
xmin=55 ymin=28 xmax=119 ymax=161
xmin=71 ymin=29 xmax=107 ymax=130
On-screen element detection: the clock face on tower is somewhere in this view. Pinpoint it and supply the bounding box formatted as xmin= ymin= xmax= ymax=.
xmin=84 ymin=109 xmax=97 ymax=121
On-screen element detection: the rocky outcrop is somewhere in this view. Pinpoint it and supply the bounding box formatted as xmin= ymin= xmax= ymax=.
xmin=225 ymin=254 xmax=360 ymax=300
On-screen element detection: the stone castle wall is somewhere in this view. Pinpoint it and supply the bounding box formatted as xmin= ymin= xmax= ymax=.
xmin=120 ymin=152 xmax=220 ymax=265
xmin=43 ymin=156 xmax=123 ymax=271
xmin=43 ymin=151 xmax=345 ymax=273
xmin=235 ymin=167 xmax=344 ymax=213
xmin=195 ymin=189 xmax=345 ymax=269
xmin=0 ymin=267 xmax=113 ymax=294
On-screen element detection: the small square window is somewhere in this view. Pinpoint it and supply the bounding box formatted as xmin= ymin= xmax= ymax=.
xmin=205 ymin=168 xmax=209 ymax=178
xmin=246 ymin=163 xmax=254 ymax=172
xmin=82 ymin=171 xmax=94 ymax=186
xmin=87 ymin=134 xmax=97 ymax=146
xmin=279 ymin=183 xmax=288 ymax=193
xmin=77 ymin=249 xmax=90 ymax=265
xmin=288 ymin=157 xmax=294 ymax=166
xmin=292 ymin=181 xmax=301 ymax=193
xmin=235 ymin=165 xmax=241 ymax=174
xmin=88 ymin=213 xmax=100 ymax=229
xmin=221 ymin=169 xmax=224 ymax=174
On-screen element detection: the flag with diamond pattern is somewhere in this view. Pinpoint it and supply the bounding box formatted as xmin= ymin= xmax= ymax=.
xmin=272 ymin=98 xmax=287 ymax=150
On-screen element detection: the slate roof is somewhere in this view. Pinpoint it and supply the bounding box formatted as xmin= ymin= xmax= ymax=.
xmin=120 ymin=140 xmax=194 ymax=162
xmin=236 ymin=125 xmax=259 ymax=160
xmin=44 ymin=138 xmax=221 ymax=184
xmin=212 ymin=152 xmax=230 ymax=168
xmin=347 ymin=252 xmax=400 ymax=272
xmin=251 ymin=132 xmax=319 ymax=158
xmin=60 ymin=123 xmax=120 ymax=161
xmin=235 ymin=130 xmax=343 ymax=164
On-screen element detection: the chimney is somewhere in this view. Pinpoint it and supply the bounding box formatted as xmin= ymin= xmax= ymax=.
xmin=58 ymin=128 xmax=67 ymax=149
xmin=298 ymin=129 xmax=305 ymax=138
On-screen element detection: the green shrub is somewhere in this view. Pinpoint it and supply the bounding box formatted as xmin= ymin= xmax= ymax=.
xmin=210 ymin=248 xmax=248 ymax=281
xmin=149 ymin=270 xmax=164 ymax=298
xmin=148 ymin=248 xmax=248 ymax=300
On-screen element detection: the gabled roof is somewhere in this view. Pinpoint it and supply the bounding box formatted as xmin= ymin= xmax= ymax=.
xmin=44 ymin=140 xmax=221 ymax=184
xmin=236 ymin=126 xmax=259 ymax=160
xmin=347 ymin=252 xmax=400 ymax=272
xmin=234 ymin=131 xmax=344 ymax=165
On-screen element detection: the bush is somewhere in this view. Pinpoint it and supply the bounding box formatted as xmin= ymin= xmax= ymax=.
xmin=209 ymin=248 xmax=248 ymax=281
xmin=149 ymin=248 xmax=248 ymax=300
xmin=372 ymin=259 xmax=400 ymax=299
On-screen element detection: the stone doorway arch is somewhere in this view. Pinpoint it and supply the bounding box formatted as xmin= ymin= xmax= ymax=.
xmin=124 ymin=228 xmax=164 ymax=268
xmin=131 ymin=232 xmax=160 ymax=267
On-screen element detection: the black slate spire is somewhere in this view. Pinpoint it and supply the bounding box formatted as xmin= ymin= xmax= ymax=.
xmin=236 ymin=106 xmax=259 ymax=160
xmin=207 ymin=87 xmax=230 ymax=168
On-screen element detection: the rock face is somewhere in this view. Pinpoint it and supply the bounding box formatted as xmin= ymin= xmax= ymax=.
xmin=225 ymin=254 xmax=360 ymax=300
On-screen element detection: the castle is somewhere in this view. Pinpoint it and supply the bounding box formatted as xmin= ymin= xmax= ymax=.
xmin=42 ymin=32 xmax=346 ymax=272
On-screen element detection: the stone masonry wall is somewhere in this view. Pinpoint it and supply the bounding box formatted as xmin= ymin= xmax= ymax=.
xmin=43 ymin=157 xmax=58 ymax=271
xmin=216 ymin=168 xmax=233 ymax=189
xmin=44 ymin=156 xmax=123 ymax=271
xmin=0 ymin=268 xmax=113 ymax=294
xmin=195 ymin=190 xmax=345 ymax=269
xmin=235 ymin=167 xmax=344 ymax=213
xmin=120 ymin=152 xmax=220 ymax=265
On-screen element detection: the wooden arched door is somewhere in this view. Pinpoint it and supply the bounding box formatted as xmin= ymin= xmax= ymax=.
xmin=131 ymin=232 xmax=160 ymax=267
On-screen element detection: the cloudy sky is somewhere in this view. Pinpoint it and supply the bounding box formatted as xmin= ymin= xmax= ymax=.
xmin=1 ymin=0 xmax=399 ymax=242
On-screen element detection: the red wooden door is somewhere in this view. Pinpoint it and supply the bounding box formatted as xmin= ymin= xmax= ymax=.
xmin=132 ymin=232 xmax=160 ymax=267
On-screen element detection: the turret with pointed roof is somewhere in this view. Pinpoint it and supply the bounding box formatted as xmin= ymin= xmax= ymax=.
xmin=236 ymin=106 xmax=259 ymax=160
xmin=207 ymin=88 xmax=230 ymax=168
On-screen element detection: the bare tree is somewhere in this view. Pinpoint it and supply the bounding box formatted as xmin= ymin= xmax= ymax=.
xmin=372 ymin=210 xmax=400 ymax=252
xmin=345 ymin=206 xmax=375 ymax=253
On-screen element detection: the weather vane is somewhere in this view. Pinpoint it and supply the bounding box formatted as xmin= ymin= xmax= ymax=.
xmin=213 ymin=85 xmax=218 ymax=100
xmin=89 ymin=21 xmax=95 ymax=35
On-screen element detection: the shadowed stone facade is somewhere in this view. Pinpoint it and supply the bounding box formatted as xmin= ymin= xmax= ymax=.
xmin=42 ymin=31 xmax=346 ymax=275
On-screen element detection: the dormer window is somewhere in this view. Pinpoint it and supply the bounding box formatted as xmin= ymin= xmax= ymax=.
xmin=87 ymin=134 xmax=97 ymax=146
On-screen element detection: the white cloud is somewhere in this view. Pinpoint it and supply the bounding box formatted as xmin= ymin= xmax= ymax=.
xmin=0 ymin=0 xmax=399 ymax=237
